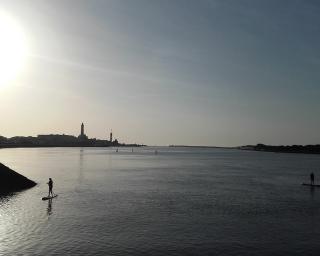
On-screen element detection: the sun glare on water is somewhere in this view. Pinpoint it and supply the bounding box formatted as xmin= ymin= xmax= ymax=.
xmin=0 ymin=11 xmax=28 ymax=87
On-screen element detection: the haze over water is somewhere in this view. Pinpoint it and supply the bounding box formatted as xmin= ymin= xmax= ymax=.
xmin=1 ymin=147 xmax=320 ymax=255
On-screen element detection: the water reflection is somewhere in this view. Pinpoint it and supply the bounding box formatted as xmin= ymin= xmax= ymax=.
xmin=107 ymin=152 xmax=113 ymax=169
xmin=0 ymin=195 xmax=9 ymax=206
xmin=310 ymin=186 xmax=315 ymax=198
xmin=78 ymin=148 xmax=84 ymax=184
xmin=0 ymin=193 xmax=16 ymax=206
xmin=47 ymin=199 xmax=53 ymax=216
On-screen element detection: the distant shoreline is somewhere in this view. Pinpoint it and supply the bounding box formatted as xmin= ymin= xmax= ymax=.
xmin=0 ymin=134 xmax=144 ymax=149
xmin=169 ymin=145 xmax=234 ymax=149
xmin=239 ymin=144 xmax=320 ymax=155
xmin=0 ymin=144 xmax=144 ymax=149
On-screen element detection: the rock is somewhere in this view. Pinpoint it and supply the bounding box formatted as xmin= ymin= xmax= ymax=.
xmin=0 ymin=162 xmax=36 ymax=194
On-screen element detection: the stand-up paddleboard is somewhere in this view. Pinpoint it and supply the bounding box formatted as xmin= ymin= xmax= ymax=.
xmin=302 ymin=183 xmax=320 ymax=187
xmin=42 ymin=194 xmax=58 ymax=200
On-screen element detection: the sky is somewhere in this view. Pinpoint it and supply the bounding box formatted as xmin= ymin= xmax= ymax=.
xmin=0 ymin=0 xmax=320 ymax=146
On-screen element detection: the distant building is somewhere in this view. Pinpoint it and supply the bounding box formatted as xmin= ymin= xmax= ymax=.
xmin=0 ymin=123 xmax=142 ymax=148
xmin=78 ymin=122 xmax=88 ymax=140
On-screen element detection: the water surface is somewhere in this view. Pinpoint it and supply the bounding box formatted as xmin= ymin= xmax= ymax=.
xmin=0 ymin=147 xmax=320 ymax=255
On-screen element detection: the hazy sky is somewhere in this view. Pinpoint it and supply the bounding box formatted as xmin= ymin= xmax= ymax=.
xmin=0 ymin=0 xmax=320 ymax=146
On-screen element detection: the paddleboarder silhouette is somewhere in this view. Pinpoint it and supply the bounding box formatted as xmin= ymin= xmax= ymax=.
xmin=47 ymin=178 xmax=53 ymax=196
xmin=310 ymin=173 xmax=315 ymax=185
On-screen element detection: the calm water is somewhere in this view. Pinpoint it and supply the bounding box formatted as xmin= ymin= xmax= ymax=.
xmin=0 ymin=147 xmax=320 ymax=256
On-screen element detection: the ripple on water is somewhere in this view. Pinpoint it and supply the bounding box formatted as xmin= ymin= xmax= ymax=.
xmin=1 ymin=148 xmax=320 ymax=255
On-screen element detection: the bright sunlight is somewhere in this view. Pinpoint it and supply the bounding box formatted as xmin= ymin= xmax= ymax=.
xmin=0 ymin=11 xmax=28 ymax=87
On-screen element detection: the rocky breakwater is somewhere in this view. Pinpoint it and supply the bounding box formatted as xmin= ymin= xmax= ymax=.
xmin=0 ymin=162 xmax=36 ymax=195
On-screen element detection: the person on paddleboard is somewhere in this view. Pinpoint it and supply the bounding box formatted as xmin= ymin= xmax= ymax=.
xmin=310 ymin=173 xmax=315 ymax=185
xmin=47 ymin=178 xmax=53 ymax=196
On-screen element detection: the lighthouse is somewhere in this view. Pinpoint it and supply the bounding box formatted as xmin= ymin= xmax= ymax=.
xmin=78 ymin=122 xmax=88 ymax=140
xmin=81 ymin=123 xmax=84 ymax=136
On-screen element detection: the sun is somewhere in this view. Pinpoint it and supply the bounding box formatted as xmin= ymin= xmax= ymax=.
xmin=0 ymin=11 xmax=28 ymax=87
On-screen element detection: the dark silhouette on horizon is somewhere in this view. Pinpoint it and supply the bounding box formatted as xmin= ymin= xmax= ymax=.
xmin=239 ymin=144 xmax=320 ymax=154
xmin=0 ymin=123 xmax=144 ymax=148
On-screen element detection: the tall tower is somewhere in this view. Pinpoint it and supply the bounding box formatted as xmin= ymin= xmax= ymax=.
xmin=81 ymin=123 xmax=84 ymax=136
xmin=78 ymin=122 xmax=88 ymax=140
xmin=110 ymin=130 xmax=113 ymax=142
